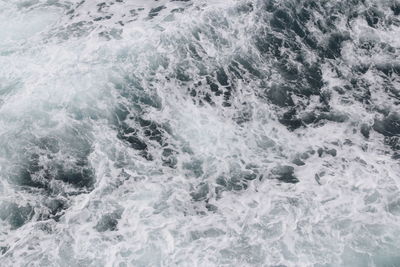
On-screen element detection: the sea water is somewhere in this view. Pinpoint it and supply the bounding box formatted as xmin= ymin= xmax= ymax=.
xmin=0 ymin=0 xmax=400 ymax=266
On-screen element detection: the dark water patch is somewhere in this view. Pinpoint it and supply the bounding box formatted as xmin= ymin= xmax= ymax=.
xmin=148 ymin=6 xmax=166 ymax=19
xmin=374 ymin=105 xmax=391 ymax=116
xmin=361 ymin=123 xmax=371 ymax=139
xmin=216 ymin=175 xmax=249 ymax=193
xmin=23 ymin=158 xmax=94 ymax=190
xmin=270 ymin=8 xmax=293 ymax=31
xmin=264 ymin=0 xmax=278 ymax=13
xmin=227 ymin=61 xmax=244 ymax=81
xmin=0 ymin=246 xmax=8 ymax=255
xmin=298 ymin=6 xmax=312 ymax=23
xmin=234 ymin=103 xmax=253 ymax=125
xmin=175 ymin=66 xmax=191 ymax=82
xmin=375 ymin=63 xmax=400 ymax=77
xmin=235 ymin=2 xmax=254 ymax=14
xmin=138 ymin=118 xmax=165 ymax=145
xmin=320 ymin=90 xmax=331 ymax=106
xmin=278 ymin=109 xmax=302 ymax=131
xmin=183 ymin=159 xmax=204 ymax=178
xmin=53 ymin=21 xmax=94 ymax=40
xmin=292 ymin=155 xmax=305 ymax=166
xmin=14 ymin=154 xmax=48 ymax=189
xmin=300 ymin=110 xmax=348 ymax=126
xmin=291 ymin=20 xmax=306 ymax=38
xmin=113 ymin=113 xmax=165 ymax=157
xmin=188 ymin=43 xmax=202 ymax=60
xmin=302 ymin=149 xmax=315 ymax=158
xmin=254 ymin=32 xmax=283 ymax=56
xmin=93 ymin=15 xmax=112 ymax=22
xmin=234 ymin=56 xmax=263 ymax=78
xmin=191 ymin=183 xmax=209 ymax=202
xmin=387 ymin=198 xmax=400 ymax=216
xmin=216 ymin=68 xmax=229 ymax=86
xmin=117 ymin=123 xmax=148 ymax=152
xmin=319 ymin=112 xmax=349 ymax=123
xmin=315 ymin=5 xmax=345 ymax=32
xmin=171 ymin=8 xmax=185 ymax=14
xmin=385 ymin=136 xmax=400 ymax=151
xmin=304 ymin=33 xmax=319 ymax=50
xmin=317 ymin=147 xmax=337 ymax=157
xmin=10 ymin=131 xmax=96 ymax=194
xmin=99 ymin=28 xmax=123 ymax=40
xmin=388 ymin=86 xmax=400 ymax=101
xmin=162 ymin=148 xmax=178 ymax=168
xmin=203 ymin=92 xmax=214 ymax=105
xmin=324 ymin=32 xmax=351 ymax=59
xmin=317 ymin=148 xmax=323 ymax=157
xmin=96 ymin=2 xmax=108 ymax=13
xmin=56 ymin=162 xmax=95 ymax=188
xmin=115 ymin=75 xmax=162 ymax=111
xmin=268 ymin=63 xmax=323 ymax=108
xmin=190 ymin=228 xmax=225 ymax=241
xmin=205 ymin=203 xmax=218 ymax=212
xmin=243 ymin=164 xmax=259 ymax=181
xmin=95 ymin=210 xmax=123 ymax=232
xmin=303 ymin=64 xmax=324 ymax=94
xmin=372 ymin=251 xmax=400 ymax=267
xmin=373 ymin=112 xmax=400 ymax=137
xmin=314 ymin=172 xmax=325 ymax=185
xmin=266 ymin=85 xmax=294 ymax=107
xmin=392 ymin=2 xmax=400 ymax=15
xmin=222 ymin=87 xmax=233 ymax=107
xmin=271 ymin=165 xmax=298 ymax=183
xmin=333 ymin=86 xmax=346 ymax=95
xmin=365 ymin=8 xmax=384 ymax=28
xmin=190 ymin=88 xmax=197 ymax=97
xmin=277 ymin=60 xmax=299 ymax=81
xmin=112 ymin=104 xmax=130 ymax=125
xmin=352 ymin=64 xmax=370 ymax=75
xmin=206 ymin=76 xmax=221 ymax=95
xmin=214 ymin=166 xmax=261 ymax=197
xmin=346 ymin=79 xmax=372 ymax=104
xmin=359 ymin=36 xmax=377 ymax=50
xmin=38 ymin=137 xmax=60 ymax=154
xmin=114 ymin=99 xmax=175 ymax=164
xmin=44 ymin=198 xmax=67 ymax=221
xmin=0 ymin=202 xmax=34 ymax=229
xmin=299 ymin=112 xmax=318 ymax=125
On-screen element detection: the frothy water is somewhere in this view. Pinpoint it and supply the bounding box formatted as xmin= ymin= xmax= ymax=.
xmin=1 ymin=0 xmax=400 ymax=266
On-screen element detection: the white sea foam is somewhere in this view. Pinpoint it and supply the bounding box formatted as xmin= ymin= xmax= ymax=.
xmin=0 ymin=0 xmax=400 ymax=266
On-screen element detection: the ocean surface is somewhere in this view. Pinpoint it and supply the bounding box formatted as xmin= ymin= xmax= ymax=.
xmin=0 ymin=0 xmax=400 ymax=266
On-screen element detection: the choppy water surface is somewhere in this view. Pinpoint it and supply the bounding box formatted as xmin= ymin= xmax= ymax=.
xmin=0 ymin=0 xmax=400 ymax=266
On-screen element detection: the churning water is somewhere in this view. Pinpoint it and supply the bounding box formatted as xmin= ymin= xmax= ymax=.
xmin=0 ymin=0 xmax=400 ymax=266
